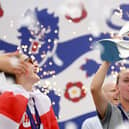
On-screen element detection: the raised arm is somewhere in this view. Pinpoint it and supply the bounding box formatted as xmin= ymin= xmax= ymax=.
xmin=91 ymin=61 xmax=110 ymax=119
xmin=0 ymin=52 xmax=27 ymax=74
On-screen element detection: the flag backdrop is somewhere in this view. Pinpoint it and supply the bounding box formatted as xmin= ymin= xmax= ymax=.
xmin=0 ymin=0 xmax=129 ymax=129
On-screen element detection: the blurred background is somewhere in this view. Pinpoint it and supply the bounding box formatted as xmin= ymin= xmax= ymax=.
xmin=0 ymin=0 xmax=129 ymax=129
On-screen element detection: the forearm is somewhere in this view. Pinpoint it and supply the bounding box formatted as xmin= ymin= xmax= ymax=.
xmin=91 ymin=61 xmax=110 ymax=92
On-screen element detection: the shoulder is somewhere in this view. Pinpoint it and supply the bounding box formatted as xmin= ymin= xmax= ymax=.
xmin=101 ymin=103 xmax=123 ymax=128
xmin=106 ymin=103 xmax=121 ymax=116
xmin=32 ymin=90 xmax=52 ymax=115
xmin=33 ymin=90 xmax=51 ymax=103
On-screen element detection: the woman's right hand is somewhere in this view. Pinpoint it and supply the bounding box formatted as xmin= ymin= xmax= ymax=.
xmin=0 ymin=51 xmax=28 ymax=74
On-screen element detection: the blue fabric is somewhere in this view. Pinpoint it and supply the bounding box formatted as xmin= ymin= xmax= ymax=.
xmin=97 ymin=39 xmax=122 ymax=62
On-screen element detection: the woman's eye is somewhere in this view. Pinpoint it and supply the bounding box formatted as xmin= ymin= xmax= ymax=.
xmin=28 ymin=59 xmax=34 ymax=64
xmin=123 ymin=79 xmax=129 ymax=82
xmin=25 ymin=58 xmax=34 ymax=64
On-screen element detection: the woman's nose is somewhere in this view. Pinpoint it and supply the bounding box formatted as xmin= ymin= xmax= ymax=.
xmin=33 ymin=62 xmax=39 ymax=73
xmin=33 ymin=61 xmax=39 ymax=67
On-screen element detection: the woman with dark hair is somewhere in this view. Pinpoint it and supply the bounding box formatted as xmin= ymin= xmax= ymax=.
xmin=0 ymin=52 xmax=59 ymax=129
xmin=0 ymin=51 xmax=27 ymax=75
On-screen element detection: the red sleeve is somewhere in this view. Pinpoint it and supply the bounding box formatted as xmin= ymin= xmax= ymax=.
xmin=40 ymin=106 xmax=59 ymax=129
xmin=0 ymin=91 xmax=28 ymax=123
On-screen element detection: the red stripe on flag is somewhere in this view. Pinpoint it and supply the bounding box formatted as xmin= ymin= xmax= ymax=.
xmin=40 ymin=106 xmax=59 ymax=129
xmin=0 ymin=91 xmax=28 ymax=123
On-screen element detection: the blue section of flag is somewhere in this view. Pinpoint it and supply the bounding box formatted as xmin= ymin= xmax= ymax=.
xmin=39 ymin=33 xmax=110 ymax=78
xmin=106 ymin=4 xmax=129 ymax=30
xmin=18 ymin=8 xmax=59 ymax=64
xmin=0 ymin=40 xmax=17 ymax=52
xmin=59 ymin=111 xmax=97 ymax=129
xmin=81 ymin=59 xmax=100 ymax=77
